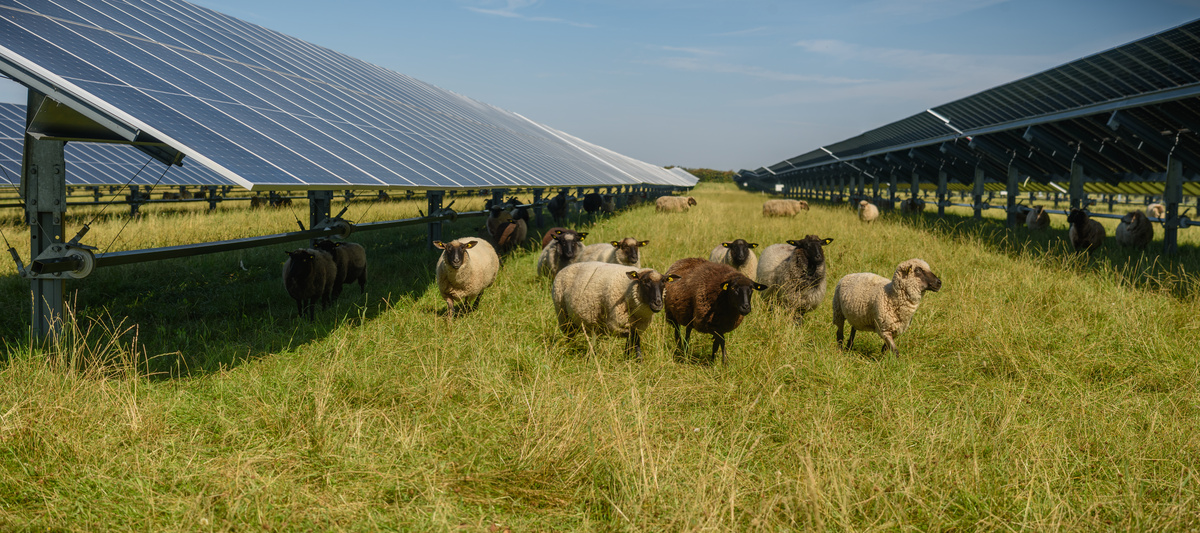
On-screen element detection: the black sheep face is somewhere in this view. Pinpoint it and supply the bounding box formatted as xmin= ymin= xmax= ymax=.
xmin=722 ymin=239 xmax=758 ymax=265
xmin=555 ymin=231 xmax=587 ymax=261
xmin=1067 ymin=208 xmax=1088 ymax=225
xmin=721 ymin=278 xmax=769 ymax=316
xmin=786 ymin=235 xmax=834 ymax=267
xmin=627 ymin=270 xmax=678 ymax=313
xmin=433 ymin=240 xmax=477 ymax=269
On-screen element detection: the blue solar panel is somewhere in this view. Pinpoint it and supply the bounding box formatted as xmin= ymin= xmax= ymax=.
xmin=0 ymin=0 xmax=687 ymax=190
xmin=0 ymin=102 xmax=236 ymax=187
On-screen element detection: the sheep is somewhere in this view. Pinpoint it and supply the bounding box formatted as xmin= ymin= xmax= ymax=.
xmin=434 ymin=239 xmax=500 ymax=318
xmin=577 ymin=237 xmax=648 ymax=267
xmin=831 ymin=258 xmax=942 ymax=354
xmin=1067 ymin=208 xmax=1105 ymax=253
xmin=1146 ymin=203 xmax=1165 ymax=220
xmin=1116 ymin=210 xmax=1154 ymax=249
xmin=762 ymin=199 xmax=808 ymax=217
xmin=1026 ymin=205 xmax=1050 ymax=230
xmin=250 ymin=196 xmax=266 ymax=208
xmin=377 ymin=191 xmax=391 ymax=202
xmin=541 ymin=227 xmax=571 ymax=250
xmin=858 ymin=200 xmax=879 ymax=223
xmin=537 ymin=228 xmax=588 ymax=279
xmin=313 ymin=240 xmax=368 ymax=299
xmin=655 ymin=196 xmax=697 ymax=213
xmin=548 ymin=189 xmax=571 ymax=223
xmin=756 ymin=235 xmax=834 ymax=325
xmin=900 ymin=197 xmax=926 ymax=214
xmin=600 ymin=195 xmax=616 ymax=214
xmin=552 ymin=262 xmax=678 ymax=360
xmin=283 ymin=248 xmax=336 ymax=320
xmin=708 ymin=239 xmax=759 ymax=281
xmin=582 ymin=192 xmax=604 ymax=217
xmin=486 ymin=203 xmax=514 ymax=239
xmin=664 ymin=258 xmax=768 ymax=365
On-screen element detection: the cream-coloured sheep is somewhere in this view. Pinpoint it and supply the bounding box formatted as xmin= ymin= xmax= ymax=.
xmin=708 ymin=239 xmax=759 ymax=281
xmin=831 ymin=258 xmax=942 ymax=354
xmin=1146 ymin=203 xmax=1165 ymax=220
xmin=858 ymin=200 xmax=879 ymax=223
xmin=552 ymin=262 xmax=678 ymax=360
xmin=655 ymin=196 xmax=697 ymax=212
xmin=434 ymin=239 xmax=499 ymax=317
xmin=577 ymin=237 xmax=648 ymax=267
xmin=1026 ymin=205 xmax=1050 ymax=230
xmin=536 ymin=229 xmax=588 ymax=279
xmin=762 ymin=199 xmax=808 ymax=217
xmin=1116 ymin=210 xmax=1154 ymax=249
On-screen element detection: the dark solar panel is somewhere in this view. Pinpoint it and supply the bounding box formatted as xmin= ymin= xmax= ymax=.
xmin=0 ymin=0 xmax=684 ymax=190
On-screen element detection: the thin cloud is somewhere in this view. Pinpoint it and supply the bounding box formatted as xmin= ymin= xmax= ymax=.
xmin=465 ymin=1 xmax=595 ymax=28
xmin=646 ymin=55 xmax=872 ymax=84
xmin=856 ymin=0 xmax=1010 ymax=21
xmin=794 ymin=39 xmax=1067 ymax=80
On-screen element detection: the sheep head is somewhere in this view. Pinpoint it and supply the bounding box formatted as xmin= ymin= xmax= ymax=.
xmin=434 ymin=240 xmax=477 ymax=269
xmin=722 ymin=239 xmax=758 ymax=265
xmin=720 ymin=276 xmax=769 ymax=316
xmin=626 ymin=269 xmax=678 ymax=313
xmin=687 ymin=197 xmax=697 ymax=206
xmin=612 ymin=238 xmax=648 ymax=265
xmin=1067 ymin=208 xmax=1089 ymax=226
xmin=894 ymin=258 xmax=941 ymax=294
xmin=786 ymin=235 xmax=834 ymax=270
xmin=553 ymin=230 xmax=586 ymax=261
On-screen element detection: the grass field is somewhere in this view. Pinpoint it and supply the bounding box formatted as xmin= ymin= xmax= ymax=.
xmin=1 ymin=182 xmax=1198 ymax=530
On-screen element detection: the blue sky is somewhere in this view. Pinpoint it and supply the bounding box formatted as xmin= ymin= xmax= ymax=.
xmin=3 ymin=0 xmax=1199 ymax=171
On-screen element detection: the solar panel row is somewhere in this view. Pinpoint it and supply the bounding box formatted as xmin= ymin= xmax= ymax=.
xmin=0 ymin=0 xmax=694 ymax=192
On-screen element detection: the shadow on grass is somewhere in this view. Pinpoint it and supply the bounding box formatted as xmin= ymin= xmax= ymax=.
xmin=0 ymin=216 xmax=511 ymax=378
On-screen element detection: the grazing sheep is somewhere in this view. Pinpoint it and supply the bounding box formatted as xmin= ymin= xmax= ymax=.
xmin=434 ymin=239 xmax=500 ymax=318
xmin=655 ymin=196 xmax=697 ymax=213
xmin=541 ymin=227 xmax=571 ymax=250
xmin=1026 ymin=205 xmax=1050 ymax=230
xmin=858 ymin=201 xmax=879 ymax=223
xmin=762 ymin=199 xmax=809 ymax=217
xmin=832 ymin=258 xmax=942 ymax=354
xmin=1067 ymin=208 xmax=1106 ymax=253
xmin=627 ymin=192 xmax=647 ymax=206
xmin=900 ymin=197 xmax=926 ymax=214
xmin=486 ymin=203 xmax=514 ymax=239
xmin=1116 ymin=210 xmax=1154 ymax=249
xmin=313 ymin=240 xmax=367 ymax=299
xmin=600 ymin=195 xmax=616 ymax=214
xmin=283 ymin=248 xmax=336 ymax=320
xmin=756 ymin=235 xmax=834 ymax=325
xmin=161 ymin=192 xmax=182 ymax=200
xmin=537 ymin=228 xmax=588 ymax=279
xmin=578 ymin=237 xmax=648 ymax=267
xmin=552 ymin=262 xmax=678 ymax=360
xmin=664 ymin=258 xmax=768 ymax=365
xmin=582 ymin=192 xmax=604 ymax=216
xmin=708 ymin=239 xmax=759 ymax=281
xmin=548 ymin=189 xmax=571 ymax=223
xmin=1146 ymin=203 xmax=1165 ymax=220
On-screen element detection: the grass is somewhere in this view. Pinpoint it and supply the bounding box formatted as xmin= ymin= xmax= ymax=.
xmin=1 ymin=182 xmax=1199 ymax=530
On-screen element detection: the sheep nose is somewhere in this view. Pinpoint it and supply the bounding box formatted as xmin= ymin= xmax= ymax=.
xmin=929 ymin=277 xmax=943 ymax=292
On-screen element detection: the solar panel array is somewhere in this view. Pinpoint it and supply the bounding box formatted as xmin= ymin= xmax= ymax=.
xmin=0 ymin=102 xmax=235 ymax=187
xmin=0 ymin=0 xmax=693 ymax=191
xmin=750 ymin=19 xmax=1200 ymax=190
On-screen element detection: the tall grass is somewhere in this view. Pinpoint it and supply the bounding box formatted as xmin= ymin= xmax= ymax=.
xmin=1 ymin=183 xmax=1198 ymax=530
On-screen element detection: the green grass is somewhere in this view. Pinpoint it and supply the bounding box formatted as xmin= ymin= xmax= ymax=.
xmin=1 ymin=183 xmax=1199 ymax=530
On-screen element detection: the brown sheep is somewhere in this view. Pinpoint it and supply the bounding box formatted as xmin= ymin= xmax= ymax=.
xmin=1067 ymin=208 xmax=1105 ymax=253
xmin=664 ymin=258 xmax=768 ymax=365
xmin=1116 ymin=210 xmax=1154 ymax=249
xmin=282 ymin=248 xmax=336 ymax=321
xmin=314 ymin=240 xmax=368 ymax=299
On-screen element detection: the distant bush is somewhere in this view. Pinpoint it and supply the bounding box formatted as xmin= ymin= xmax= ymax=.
xmin=666 ymin=166 xmax=735 ymax=183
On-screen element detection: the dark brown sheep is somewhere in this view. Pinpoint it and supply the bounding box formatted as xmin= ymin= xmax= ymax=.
xmin=313 ymin=240 xmax=367 ymax=299
xmin=1067 ymin=208 xmax=1105 ymax=253
xmin=548 ymin=189 xmax=570 ymax=223
xmin=283 ymin=248 xmax=336 ymax=320
xmin=664 ymin=258 xmax=768 ymax=365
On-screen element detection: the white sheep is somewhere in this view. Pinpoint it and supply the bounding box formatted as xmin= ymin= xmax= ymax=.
xmin=762 ymin=199 xmax=808 ymax=217
xmin=858 ymin=200 xmax=879 ymax=223
xmin=552 ymin=261 xmax=678 ymax=360
xmin=655 ymin=196 xmax=697 ymax=212
xmin=831 ymin=258 xmax=942 ymax=354
xmin=434 ymin=238 xmax=500 ymax=317
xmin=577 ymin=237 xmax=648 ymax=267
xmin=1146 ymin=203 xmax=1165 ymax=220
xmin=709 ymin=239 xmax=759 ymax=281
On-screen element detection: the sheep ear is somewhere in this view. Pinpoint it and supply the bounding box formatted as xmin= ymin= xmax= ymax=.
xmin=754 ymin=283 xmax=769 ymax=291
xmin=899 ymin=264 xmax=911 ymax=276
xmin=554 ymin=230 xmax=563 ymax=236
xmin=432 ymin=241 xmax=446 ymax=249
xmin=463 ymin=241 xmax=477 ymax=249
xmin=749 ymin=243 xmax=759 ymax=248
xmin=626 ymin=271 xmax=639 ymax=280
xmin=786 ymin=240 xmax=799 ymax=246
xmin=822 ymin=238 xmax=834 ymax=245
xmin=577 ymin=233 xmax=588 ymax=239
xmin=665 ymin=275 xmax=681 ymax=283
xmin=721 ymin=282 xmax=731 ymax=291
xmin=638 ymin=240 xmax=650 ymax=247
xmin=721 ymin=242 xmax=731 ymax=247
xmin=611 ymin=241 xmax=621 ymax=247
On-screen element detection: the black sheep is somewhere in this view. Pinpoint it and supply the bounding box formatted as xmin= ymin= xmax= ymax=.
xmin=283 ymin=248 xmax=336 ymax=320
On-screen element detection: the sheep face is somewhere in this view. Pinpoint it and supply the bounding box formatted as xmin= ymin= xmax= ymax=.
xmin=1066 ymin=208 xmax=1089 ymax=226
xmin=723 ymin=239 xmax=758 ymax=265
xmin=687 ymin=197 xmax=697 ymax=206
xmin=553 ymin=230 xmax=587 ymax=261
xmin=895 ymin=259 xmax=942 ymax=293
xmin=433 ymin=240 xmax=478 ymax=269
xmin=785 ymin=236 xmax=834 ymax=269
xmin=721 ymin=278 xmax=769 ymax=316
xmin=1121 ymin=211 xmax=1148 ymax=227
xmin=612 ymin=238 xmax=649 ymax=265
xmin=627 ymin=269 xmax=679 ymax=313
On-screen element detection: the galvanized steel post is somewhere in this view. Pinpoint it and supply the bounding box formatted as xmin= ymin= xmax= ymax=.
xmin=1069 ymin=163 xmax=1086 ymax=210
xmin=22 ymin=95 xmax=67 ymax=340
xmin=1164 ymin=158 xmax=1183 ymax=255
xmin=937 ymin=170 xmax=948 ymax=217
xmin=1006 ymin=166 xmax=1020 ymax=227
xmin=973 ymin=166 xmax=985 ymax=220
xmin=426 ymin=190 xmax=443 ymax=250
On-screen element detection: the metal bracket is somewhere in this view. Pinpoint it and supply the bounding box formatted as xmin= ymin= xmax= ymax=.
xmin=310 ymin=218 xmax=353 ymax=239
xmin=24 ymin=242 xmax=97 ymax=279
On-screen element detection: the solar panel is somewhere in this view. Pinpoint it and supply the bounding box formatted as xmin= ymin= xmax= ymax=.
xmin=0 ymin=102 xmax=234 ymax=187
xmin=0 ymin=0 xmax=685 ymax=191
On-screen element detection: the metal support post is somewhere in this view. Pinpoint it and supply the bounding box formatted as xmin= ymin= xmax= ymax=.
xmin=888 ymin=172 xmax=897 ymax=210
xmin=21 ymin=93 xmax=67 ymax=341
xmin=1164 ymin=158 xmax=1183 ymax=255
xmin=972 ymin=167 xmax=985 ymax=220
xmin=1069 ymin=162 xmax=1085 ymax=210
xmin=871 ymin=173 xmax=880 ymax=205
xmin=532 ymin=188 xmax=545 ymax=227
xmin=128 ymin=185 xmax=144 ymax=217
xmin=206 ymin=186 xmax=219 ymax=211
xmin=491 ymin=188 xmax=504 ymax=208
xmin=426 ymin=190 xmax=444 ymax=250
xmin=937 ymin=170 xmax=948 ymax=217
xmin=1006 ymin=165 xmax=1020 ymax=227
xmin=308 ymin=190 xmax=332 ymax=243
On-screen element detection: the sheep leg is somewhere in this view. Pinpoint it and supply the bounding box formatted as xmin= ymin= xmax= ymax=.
xmin=445 ymin=298 xmax=456 ymax=319
xmin=846 ymin=328 xmax=857 ymax=350
xmin=627 ymin=330 xmax=642 ymax=362
xmin=880 ymin=332 xmax=898 ymax=354
xmin=470 ymin=292 xmax=484 ymax=312
xmin=835 ymin=317 xmax=845 ymax=347
xmin=684 ymin=326 xmax=693 ymax=354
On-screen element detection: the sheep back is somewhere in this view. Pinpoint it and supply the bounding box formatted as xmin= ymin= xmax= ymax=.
xmin=1146 ymin=203 xmax=1165 ymax=220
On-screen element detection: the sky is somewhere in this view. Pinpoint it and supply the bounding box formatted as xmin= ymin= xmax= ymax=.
xmin=2 ymin=0 xmax=1199 ymax=171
